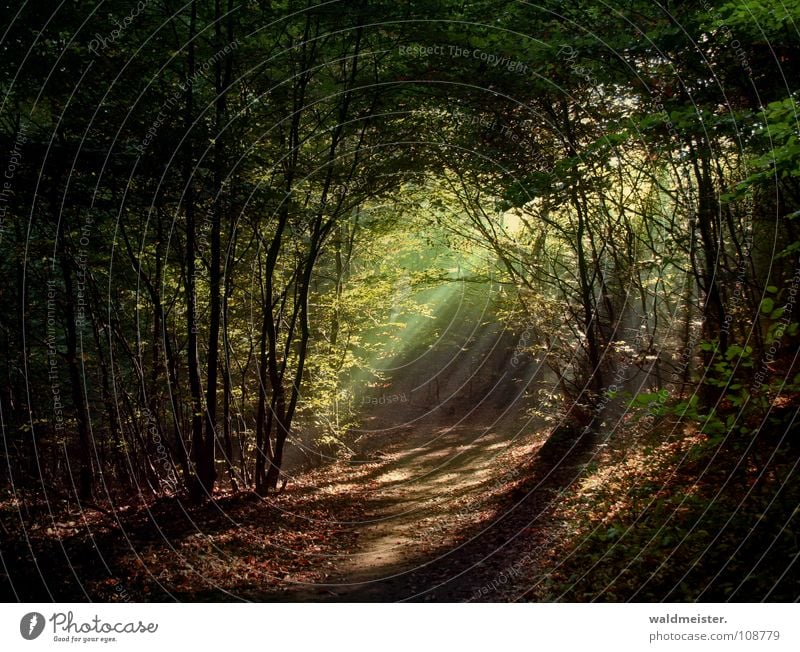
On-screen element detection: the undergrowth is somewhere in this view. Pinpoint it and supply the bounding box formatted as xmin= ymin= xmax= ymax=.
xmin=536 ymin=413 xmax=799 ymax=601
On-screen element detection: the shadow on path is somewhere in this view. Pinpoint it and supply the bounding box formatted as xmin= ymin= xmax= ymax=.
xmin=275 ymin=412 xmax=599 ymax=602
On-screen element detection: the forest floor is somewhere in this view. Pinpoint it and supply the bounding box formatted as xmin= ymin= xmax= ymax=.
xmin=3 ymin=397 xmax=798 ymax=601
xmin=1 ymin=400 xmax=580 ymax=602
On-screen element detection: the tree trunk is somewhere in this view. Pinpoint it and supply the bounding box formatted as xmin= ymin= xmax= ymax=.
xmin=59 ymin=248 xmax=93 ymax=501
xmin=183 ymin=0 xmax=208 ymax=502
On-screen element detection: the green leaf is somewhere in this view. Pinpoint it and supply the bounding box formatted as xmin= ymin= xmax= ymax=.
xmin=725 ymin=344 xmax=743 ymax=360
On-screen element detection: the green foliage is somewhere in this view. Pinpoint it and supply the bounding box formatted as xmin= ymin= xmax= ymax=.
xmin=628 ymin=389 xmax=670 ymax=415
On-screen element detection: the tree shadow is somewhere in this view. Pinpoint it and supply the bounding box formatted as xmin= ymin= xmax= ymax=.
xmin=256 ymin=422 xmax=599 ymax=602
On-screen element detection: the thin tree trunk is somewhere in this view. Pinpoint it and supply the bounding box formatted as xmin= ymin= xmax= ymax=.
xmin=59 ymin=250 xmax=93 ymax=500
xmin=183 ymin=0 xmax=207 ymax=502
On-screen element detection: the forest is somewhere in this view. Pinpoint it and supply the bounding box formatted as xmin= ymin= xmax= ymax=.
xmin=0 ymin=0 xmax=799 ymax=602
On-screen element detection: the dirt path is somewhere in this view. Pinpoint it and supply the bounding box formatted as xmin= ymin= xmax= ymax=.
xmin=283 ymin=401 xmax=592 ymax=602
